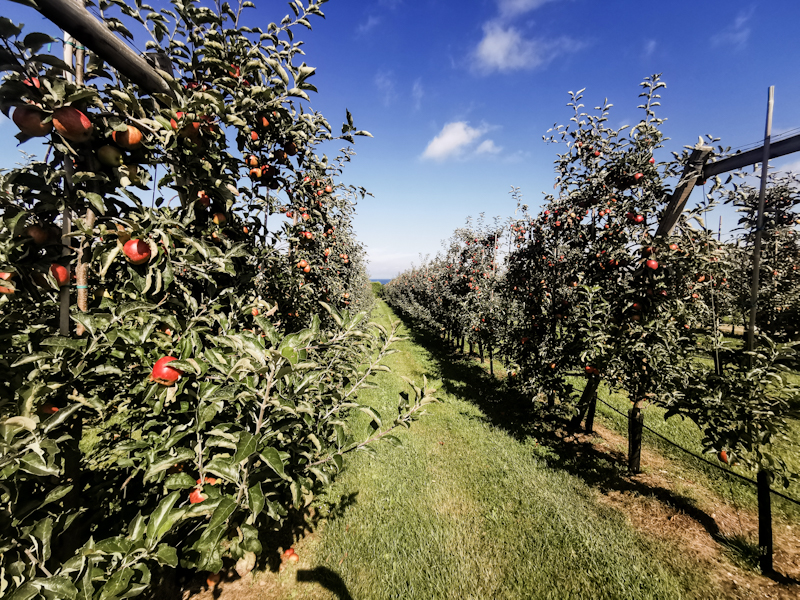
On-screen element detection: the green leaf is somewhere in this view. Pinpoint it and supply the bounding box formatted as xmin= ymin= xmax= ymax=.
xmin=259 ymin=446 xmax=289 ymax=480
xmin=117 ymin=302 xmax=157 ymax=318
xmin=155 ymin=544 xmax=179 ymax=567
xmin=142 ymin=448 xmax=194 ymax=482
xmin=205 ymin=456 xmax=239 ymax=482
xmin=99 ymin=566 xmax=134 ymax=600
xmin=145 ymin=491 xmax=181 ymax=546
xmin=164 ymin=472 xmax=196 ymax=489
xmin=37 ymin=577 xmax=78 ymax=600
xmin=247 ymin=482 xmax=264 ymax=518
xmin=233 ymin=431 xmax=257 ymax=464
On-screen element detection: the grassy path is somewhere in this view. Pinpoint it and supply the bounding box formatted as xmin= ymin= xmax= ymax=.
xmin=200 ymin=301 xmax=722 ymax=599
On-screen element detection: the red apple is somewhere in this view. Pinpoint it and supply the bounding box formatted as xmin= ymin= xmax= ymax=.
xmin=645 ymin=259 xmax=659 ymax=270
xmin=0 ymin=271 xmax=16 ymax=295
xmin=633 ymin=173 xmax=644 ymax=181
xmin=13 ymin=106 xmax=52 ymax=137
xmin=212 ymin=213 xmax=227 ymax=226
xmin=112 ymin=125 xmax=143 ymax=150
xmin=150 ymin=356 xmax=183 ymax=386
xmin=53 ymin=107 xmax=93 ymax=143
xmin=123 ymin=239 xmax=151 ymax=265
xmin=50 ymin=264 xmax=69 ymax=287
xmin=189 ymin=488 xmax=207 ymax=504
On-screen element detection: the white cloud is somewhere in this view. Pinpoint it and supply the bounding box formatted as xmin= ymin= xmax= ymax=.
xmin=475 ymin=139 xmax=502 ymax=155
xmin=711 ymin=8 xmax=754 ymax=49
xmin=498 ymin=0 xmax=554 ymax=19
xmin=644 ymin=39 xmax=656 ymax=57
xmin=473 ymin=21 xmax=576 ymax=74
xmin=357 ymin=15 xmax=381 ymax=35
xmin=422 ymin=122 xmax=488 ymax=161
xmin=374 ymin=70 xmax=396 ymax=106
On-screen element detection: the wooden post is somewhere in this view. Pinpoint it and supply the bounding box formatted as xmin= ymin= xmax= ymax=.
xmin=628 ymin=401 xmax=644 ymax=473
xmin=585 ymin=395 xmax=597 ymax=433
xmin=35 ymin=0 xmax=175 ymax=98
xmin=758 ymin=470 xmax=774 ymax=573
xmin=654 ymin=144 xmax=713 ymax=240
xmin=749 ymin=86 xmax=775 ymax=575
xmin=489 ymin=344 xmax=493 ymax=376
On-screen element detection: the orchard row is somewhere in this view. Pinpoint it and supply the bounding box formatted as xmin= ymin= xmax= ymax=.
xmin=385 ymin=76 xmax=800 ymax=482
xmin=0 ymin=3 xmax=433 ymax=600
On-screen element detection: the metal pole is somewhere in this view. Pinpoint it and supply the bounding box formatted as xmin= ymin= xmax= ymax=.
xmin=747 ymin=87 xmax=774 ymax=356
xmin=748 ymin=86 xmax=774 ymax=575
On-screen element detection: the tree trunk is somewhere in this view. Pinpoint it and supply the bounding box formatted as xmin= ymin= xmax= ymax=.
xmin=489 ymin=345 xmax=494 ymax=376
xmin=628 ymin=401 xmax=644 ymax=473
xmin=569 ymin=375 xmax=599 ymax=431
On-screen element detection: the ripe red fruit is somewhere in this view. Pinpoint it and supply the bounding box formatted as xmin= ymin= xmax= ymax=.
xmin=284 ymin=141 xmax=298 ymax=156
xmin=593 ymin=151 xmax=601 ymax=157
xmin=189 ymin=489 xmax=207 ymax=504
xmin=53 ymin=107 xmax=94 ymax=143
xmin=252 ymin=307 xmax=259 ymax=317
xmin=246 ymin=154 xmax=259 ymax=168
xmin=197 ymin=191 xmax=211 ymax=208
xmin=250 ymin=131 xmax=259 ymax=141
xmin=633 ymin=173 xmax=644 ymax=181
xmin=669 ymin=243 xmax=679 ymax=251
xmin=112 ymin=125 xmax=143 ymax=150
xmin=325 ymin=185 xmax=333 ymax=194
xmin=645 ymin=259 xmax=659 ymax=270
xmin=634 ymin=215 xmax=645 ymax=224
xmin=228 ymin=64 xmax=240 ymax=78
xmin=196 ymin=477 xmax=218 ymax=485
xmin=648 ymin=157 xmax=655 ymax=164
xmin=0 ymin=272 xmax=16 ymax=295
xmin=50 ymin=264 xmax=69 ymax=287
xmin=123 ymin=239 xmax=152 ymax=265
xmin=13 ymin=107 xmax=53 ymax=137
xmin=23 ymin=77 xmax=40 ymax=89
xmin=718 ymin=450 xmax=728 ymax=464
xmin=212 ymin=213 xmax=227 ymax=226
xmin=150 ymin=356 xmax=183 ymax=386
xmin=297 ymin=259 xmax=308 ymax=269
xmin=38 ymin=402 xmax=59 ymax=415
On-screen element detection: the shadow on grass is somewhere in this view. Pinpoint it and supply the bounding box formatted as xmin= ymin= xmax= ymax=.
xmin=297 ymin=567 xmax=354 ymax=600
xmin=394 ymin=313 xmax=800 ymax=584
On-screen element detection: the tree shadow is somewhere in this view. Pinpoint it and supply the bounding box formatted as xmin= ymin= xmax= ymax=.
xmin=297 ymin=566 xmax=354 ymax=600
xmin=393 ymin=312 xmax=800 ymax=585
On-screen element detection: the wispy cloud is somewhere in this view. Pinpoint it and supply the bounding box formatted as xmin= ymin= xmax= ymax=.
xmin=412 ymin=79 xmax=424 ymax=111
xmin=498 ymin=0 xmax=555 ymax=19
xmin=711 ymin=8 xmax=755 ymax=49
xmin=421 ymin=121 xmax=501 ymax=161
xmin=357 ymin=15 xmax=382 ymax=35
xmin=643 ymin=39 xmax=656 ymax=57
xmin=473 ymin=1 xmax=579 ymax=74
xmin=475 ymin=139 xmax=502 ymax=155
xmin=374 ymin=70 xmax=397 ymax=106
xmin=473 ymin=22 xmax=577 ymax=73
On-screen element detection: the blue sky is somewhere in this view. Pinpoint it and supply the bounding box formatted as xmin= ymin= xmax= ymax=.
xmin=2 ymin=0 xmax=800 ymax=278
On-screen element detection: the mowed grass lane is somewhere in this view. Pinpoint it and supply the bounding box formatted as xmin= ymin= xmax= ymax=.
xmin=275 ymin=300 xmax=720 ymax=600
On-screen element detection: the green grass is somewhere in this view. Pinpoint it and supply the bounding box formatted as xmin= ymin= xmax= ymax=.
xmin=574 ymin=371 xmax=800 ymax=526
xmin=278 ymin=301 xmax=723 ymax=600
